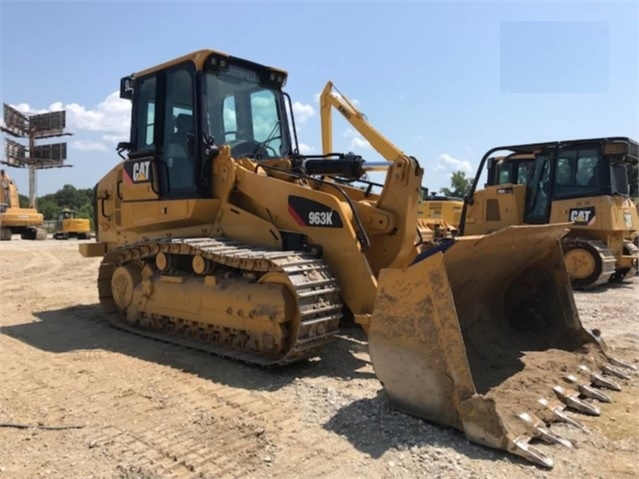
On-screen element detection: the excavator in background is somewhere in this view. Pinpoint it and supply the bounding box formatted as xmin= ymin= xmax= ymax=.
xmin=0 ymin=169 xmax=46 ymax=240
xmin=319 ymin=81 xmax=460 ymax=240
xmin=53 ymin=208 xmax=91 ymax=240
xmin=79 ymin=49 xmax=635 ymax=469
xmin=461 ymin=138 xmax=639 ymax=288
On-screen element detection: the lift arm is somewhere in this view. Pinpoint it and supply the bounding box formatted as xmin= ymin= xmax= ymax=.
xmin=319 ymin=81 xmax=404 ymax=162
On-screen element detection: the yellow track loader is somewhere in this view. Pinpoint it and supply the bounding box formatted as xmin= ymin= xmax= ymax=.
xmin=461 ymin=139 xmax=639 ymax=288
xmin=0 ymin=169 xmax=46 ymax=240
xmin=79 ymin=49 xmax=635 ymax=469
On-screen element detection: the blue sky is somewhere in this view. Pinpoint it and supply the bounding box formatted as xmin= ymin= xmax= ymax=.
xmin=1 ymin=0 xmax=637 ymax=197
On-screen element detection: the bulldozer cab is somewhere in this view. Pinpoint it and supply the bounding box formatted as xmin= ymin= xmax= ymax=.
xmin=116 ymin=51 xmax=292 ymax=203
xmin=462 ymin=137 xmax=638 ymax=233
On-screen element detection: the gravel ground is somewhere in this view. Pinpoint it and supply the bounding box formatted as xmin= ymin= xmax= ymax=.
xmin=0 ymin=238 xmax=637 ymax=479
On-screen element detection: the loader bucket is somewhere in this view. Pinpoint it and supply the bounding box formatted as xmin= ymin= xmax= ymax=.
xmin=369 ymin=224 xmax=634 ymax=468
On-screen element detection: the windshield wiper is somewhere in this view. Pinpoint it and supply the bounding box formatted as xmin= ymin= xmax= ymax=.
xmin=251 ymin=121 xmax=281 ymax=159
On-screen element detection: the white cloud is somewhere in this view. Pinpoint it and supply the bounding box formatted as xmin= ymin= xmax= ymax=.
xmin=72 ymin=140 xmax=109 ymax=152
xmin=102 ymin=133 xmax=128 ymax=144
xmin=297 ymin=143 xmax=315 ymax=154
xmin=9 ymin=93 xmax=131 ymax=150
xmin=350 ymin=136 xmax=372 ymax=151
xmin=65 ymin=91 xmax=130 ymax=136
xmin=433 ymin=153 xmax=473 ymax=173
xmin=343 ymin=128 xmax=371 ymax=152
xmin=292 ymin=101 xmax=315 ymax=123
xmin=14 ymin=103 xmax=48 ymax=114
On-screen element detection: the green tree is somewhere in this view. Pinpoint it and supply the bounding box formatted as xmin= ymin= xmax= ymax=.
xmin=37 ymin=196 xmax=60 ymax=221
xmin=440 ymin=170 xmax=471 ymax=198
xmin=18 ymin=194 xmax=29 ymax=208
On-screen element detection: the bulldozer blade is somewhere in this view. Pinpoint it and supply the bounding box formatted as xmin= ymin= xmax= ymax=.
xmin=368 ymin=224 xmax=626 ymax=469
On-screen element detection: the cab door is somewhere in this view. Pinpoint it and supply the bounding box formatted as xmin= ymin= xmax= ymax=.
xmin=118 ymin=64 xmax=207 ymax=232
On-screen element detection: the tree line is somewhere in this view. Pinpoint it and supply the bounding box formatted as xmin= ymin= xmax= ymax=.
xmin=19 ymin=185 xmax=94 ymax=225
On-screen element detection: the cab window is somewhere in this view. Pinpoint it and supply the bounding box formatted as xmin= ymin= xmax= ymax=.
xmin=161 ymin=66 xmax=197 ymax=196
xmin=133 ymin=76 xmax=156 ymax=151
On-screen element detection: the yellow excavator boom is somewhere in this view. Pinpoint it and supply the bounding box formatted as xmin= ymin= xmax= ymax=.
xmin=0 ymin=169 xmax=45 ymax=240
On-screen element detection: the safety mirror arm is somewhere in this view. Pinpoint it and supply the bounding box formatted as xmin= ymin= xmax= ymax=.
xmin=116 ymin=142 xmax=134 ymax=160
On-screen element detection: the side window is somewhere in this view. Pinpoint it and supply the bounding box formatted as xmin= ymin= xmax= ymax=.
xmin=517 ymin=161 xmax=534 ymax=185
xmin=498 ymin=169 xmax=510 ymax=184
xmin=554 ymin=148 xmax=601 ymax=198
xmin=525 ymin=156 xmax=551 ymax=221
xmin=490 ymin=159 xmax=511 ymax=185
xmin=250 ymin=90 xmax=282 ymax=154
xmin=554 ymin=157 xmax=572 ymax=186
xmin=162 ymin=67 xmax=196 ymax=195
xmin=576 ymin=150 xmax=599 ymax=186
xmin=134 ymin=76 xmax=156 ymax=151
xmin=145 ymin=104 xmax=155 ymax=146
xmin=222 ymin=96 xmax=238 ymax=141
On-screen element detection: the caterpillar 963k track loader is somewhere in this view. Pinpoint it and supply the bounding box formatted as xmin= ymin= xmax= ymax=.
xmin=461 ymin=138 xmax=639 ymax=288
xmin=79 ymin=49 xmax=635 ymax=469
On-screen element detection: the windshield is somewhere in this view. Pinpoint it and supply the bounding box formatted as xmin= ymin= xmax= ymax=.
xmin=204 ymin=67 xmax=289 ymax=159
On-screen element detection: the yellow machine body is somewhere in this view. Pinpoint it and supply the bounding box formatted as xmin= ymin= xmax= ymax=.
xmin=462 ymin=139 xmax=639 ymax=288
xmin=417 ymin=194 xmax=463 ymax=237
xmin=80 ymin=50 xmax=634 ymax=469
xmin=54 ymin=208 xmax=91 ymax=240
xmin=0 ymin=169 xmax=46 ymax=240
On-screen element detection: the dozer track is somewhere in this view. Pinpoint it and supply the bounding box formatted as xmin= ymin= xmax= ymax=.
xmin=98 ymin=237 xmax=343 ymax=366
xmin=561 ymin=238 xmax=616 ymax=289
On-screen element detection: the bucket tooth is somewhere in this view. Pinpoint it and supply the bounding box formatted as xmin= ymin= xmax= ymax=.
xmin=578 ymin=365 xmax=621 ymax=391
xmin=601 ymin=363 xmax=632 ymax=380
xmin=552 ymin=386 xmax=601 ymax=416
xmin=564 ymin=375 xmax=612 ymax=403
xmin=538 ymin=398 xmax=589 ymax=432
xmin=517 ymin=412 xmax=573 ymax=448
xmin=606 ymin=356 xmax=637 ymax=372
xmin=511 ymin=438 xmax=554 ymax=469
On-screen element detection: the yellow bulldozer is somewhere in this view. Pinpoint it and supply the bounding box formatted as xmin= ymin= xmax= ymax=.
xmin=418 ymin=190 xmax=463 ymax=237
xmin=461 ymin=138 xmax=639 ymax=288
xmin=53 ymin=208 xmax=91 ymax=240
xmin=0 ymin=169 xmax=46 ymax=240
xmin=79 ymin=49 xmax=635 ymax=469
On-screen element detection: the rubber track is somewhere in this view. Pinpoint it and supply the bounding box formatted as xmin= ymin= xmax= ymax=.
xmin=98 ymin=237 xmax=343 ymax=366
xmin=562 ymin=238 xmax=617 ymax=289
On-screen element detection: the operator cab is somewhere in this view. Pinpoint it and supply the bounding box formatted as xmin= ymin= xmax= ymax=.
xmin=58 ymin=209 xmax=76 ymax=222
xmin=118 ymin=50 xmax=293 ymax=200
xmin=481 ymin=137 xmax=638 ymax=223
